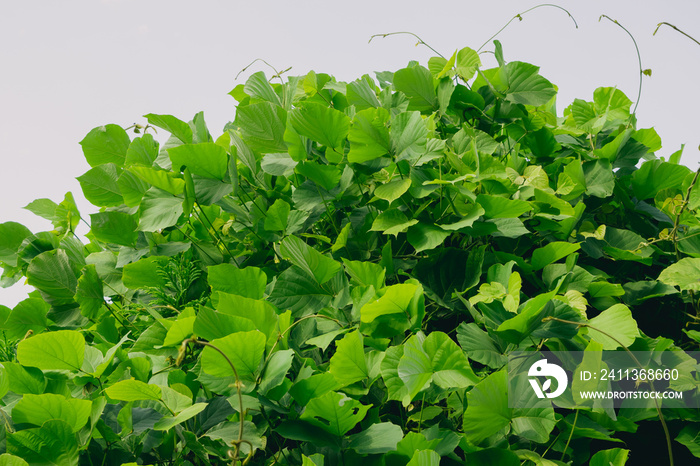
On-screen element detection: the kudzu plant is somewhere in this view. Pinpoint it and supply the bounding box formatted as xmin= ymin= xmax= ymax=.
xmin=1 ymin=37 xmax=700 ymax=466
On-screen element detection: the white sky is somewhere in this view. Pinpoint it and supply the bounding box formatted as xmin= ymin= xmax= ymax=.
xmin=1 ymin=0 xmax=699 ymax=307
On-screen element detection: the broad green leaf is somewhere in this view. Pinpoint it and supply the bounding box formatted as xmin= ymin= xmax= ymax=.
xmin=105 ymin=379 xmax=162 ymax=401
xmin=137 ymin=188 xmax=184 ymax=231
xmin=12 ymin=394 xmax=91 ymax=432
xmin=392 ymin=111 xmax=428 ymax=160
xmin=264 ymin=199 xmax=291 ymax=232
xmin=439 ymin=204 xmax=484 ymax=230
xmin=3 ymin=298 xmax=49 ymax=340
xmin=496 ymin=296 xmax=582 ymax=344
xmin=125 ymin=133 xmax=159 ymax=166
xmin=393 ymin=65 xmax=437 ymax=113
xmin=168 ymin=143 xmax=229 ymax=180
xmin=361 ymin=281 xmax=425 ymax=338
xmin=193 ymin=307 xmax=256 ymax=341
xmin=153 ymin=403 xmax=207 ymax=431
xmin=144 ymin=113 xmax=193 ymax=143
xmin=116 ymin=170 xmax=149 ymax=206
xmin=235 ymin=101 xmax=287 ymax=153
xmin=261 ymin=152 xmax=297 ymax=176
xmin=347 ymin=422 xmax=403 ymax=455
xmin=295 ymin=161 xmax=342 ymax=191
xmin=162 ymin=316 xmax=196 ymax=347
xmin=455 ymin=47 xmax=481 ymax=80
xmin=361 ymin=283 xmax=418 ymax=324
xmin=80 ymin=124 xmax=130 ymax=167
xmin=0 ymin=222 xmax=32 ymax=266
xmin=342 ymin=259 xmax=385 ymax=289
xmin=289 ymin=102 xmax=350 ymax=151
xmin=329 ymin=331 xmax=368 ymax=387
xmin=89 ymin=211 xmax=138 ymax=246
xmin=371 ymin=209 xmax=419 ymax=236
xmin=129 ymin=166 xmax=185 ymax=195
xmin=75 ymin=264 xmax=104 ymax=320
xmin=214 ymin=293 xmax=278 ymax=344
xmin=347 ymin=76 xmax=381 ymax=109
xmin=207 ymin=264 xmax=266 ymax=299
xmin=423 ymin=331 xmax=479 ymax=388
xmin=374 ymin=178 xmax=411 ymax=204
xmin=269 ymin=266 xmax=334 ymax=317
xmin=406 ymin=450 xmax=440 ymax=466
xmin=258 ymin=349 xmax=294 ymax=395
xmin=0 ymin=454 xmax=29 ymax=466
xmin=531 ymin=242 xmax=581 ymax=270
xmin=381 ymin=345 xmax=411 ymax=405
xmin=7 ymin=420 xmax=78 ymax=466
xmin=300 ymin=391 xmax=370 ymax=436
xmin=587 ymin=304 xmax=639 ymax=350
xmin=498 ymin=61 xmax=556 ymax=106
xmin=658 ymin=258 xmax=700 ymax=291
xmin=676 ymin=425 xmax=700 ymax=459
xmin=244 ymin=71 xmax=281 ymax=105
xmin=17 ymin=330 xmax=84 ymax=371
xmin=122 ymin=256 xmax=168 ymax=289
xmin=407 ymin=223 xmax=450 ymax=253
xmin=77 ymin=164 xmax=123 ymax=207
xmin=348 ymin=107 xmax=391 ymax=163
xmin=583 ymin=160 xmax=614 ymax=198
xmin=589 ymin=448 xmax=630 ymax=466
xmin=477 ymin=194 xmax=532 ymax=219
xmin=2 ymin=363 xmax=46 ymax=395
xmin=456 ymin=323 xmax=506 ymax=368
xmin=27 ymin=249 xmax=78 ymax=306
xmin=306 ymin=328 xmax=349 ymax=351
xmin=289 ymin=372 xmax=340 ymax=406
xmin=201 ymin=330 xmax=266 ymax=382
xmin=280 ymin=236 xmax=341 ymax=285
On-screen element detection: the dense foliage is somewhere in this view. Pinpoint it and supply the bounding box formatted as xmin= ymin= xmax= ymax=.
xmin=1 ymin=41 xmax=700 ymax=465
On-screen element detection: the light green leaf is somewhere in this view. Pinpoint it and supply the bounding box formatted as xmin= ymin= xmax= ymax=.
xmin=12 ymin=394 xmax=91 ymax=433
xmin=201 ymin=330 xmax=266 ymax=382
xmin=658 ymin=258 xmax=700 ymax=291
xmin=289 ymin=373 xmax=340 ymax=406
xmin=258 ymin=349 xmax=295 ymax=395
xmin=168 ymin=143 xmax=229 ymax=180
xmin=329 ymin=331 xmax=368 ymax=387
xmin=361 ymin=283 xmax=418 ymax=324
xmin=370 ymin=209 xmax=419 ymax=236
xmin=7 ymin=420 xmax=78 ymax=466
xmin=105 ymin=379 xmax=162 ymax=401
xmin=129 ymin=166 xmax=185 ymax=195
xmin=531 ymin=242 xmax=581 ymax=270
xmin=3 ymin=298 xmax=49 ymax=341
xmin=295 ymin=161 xmax=342 ymax=191
xmin=264 ymin=199 xmax=291 ymax=232
xmin=122 ymin=256 xmax=168 ymax=289
xmin=162 ymin=316 xmax=196 ymax=347
xmin=280 ymin=236 xmax=341 ymax=285
xmin=17 ymin=330 xmax=85 ymax=371
xmin=77 ymin=164 xmax=124 ymax=207
xmin=587 ymin=304 xmax=639 ymax=350
xmin=137 ymin=188 xmax=184 ymax=231
xmin=589 ymin=448 xmax=630 ymax=466
xmin=0 ymin=453 xmax=29 ymax=466
xmin=244 ymin=71 xmax=281 ymax=105
xmin=301 ymin=391 xmax=370 ymax=436
xmin=407 ymin=223 xmax=450 ymax=253
xmin=392 ymin=111 xmax=428 ymax=160
xmin=207 ymin=264 xmax=266 ymax=299
xmin=0 ymin=222 xmax=32 ymax=266
xmin=375 ymin=178 xmax=412 ymax=204
xmin=26 ymin=250 xmax=78 ymax=307
xmin=80 ymin=124 xmax=130 ymax=167
xmin=583 ymin=160 xmax=615 ymax=198
xmin=455 ymin=47 xmax=481 ymax=81
xmin=289 ymin=102 xmax=350 ymax=150
xmin=477 ymin=194 xmax=532 ymax=219
xmin=407 ymin=450 xmax=440 ymax=466
xmin=348 ymin=107 xmax=391 ymax=163
xmin=235 ymin=101 xmax=287 ymax=153
xmin=153 ymin=403 xmax=207 ymax=431
xmin=498 ymin=61 xmax=556 ymax=106
xmin=393 ymin=66 xmax=437 ymax=113
xmin=144 ymin=113 xmax=193 ymax=143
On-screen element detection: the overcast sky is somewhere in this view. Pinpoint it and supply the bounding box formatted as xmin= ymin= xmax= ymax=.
xmin=1 ymin=0 xmax=698 ymax=307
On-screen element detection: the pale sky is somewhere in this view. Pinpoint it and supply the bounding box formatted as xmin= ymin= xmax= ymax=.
xmin=1 ymin=0 xmax=699 ymax=307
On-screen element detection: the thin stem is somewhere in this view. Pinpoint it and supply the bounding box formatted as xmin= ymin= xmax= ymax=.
xmin=477 ymin=4 xmax=578 ymax=53
xmin=654 ymin=22 xmax=700 ymax=47
xmin=368 ymin=31 xmax=445 ymax=59
xmin=599 ymin=15 xmax=644 ymax=114
xmin=561 ymin=409 xmax=579 ymax=461
xmin=542 ymin=317 xmax=674 ymax=466
xmin=236 ymin=58 xmax=289 ymax=84
xmin=194 ymin=201 xmax=235 ymax=261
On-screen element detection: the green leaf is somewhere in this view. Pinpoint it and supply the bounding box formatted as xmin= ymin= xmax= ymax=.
xmin=105 ymin=379 xmax=162 ymax=401
xmin=498 ymin=61 xmax=556 ymax=106
xmin=658 ymin=258 xmax=700 ymax=291
xmin=3 ymin=298 xmax=49 ymax=340
xmin=80 ymin=124 xmax=130 ymax=167
xmin=329 ymin=331 xmax=368 ymax=387
xmin=193 ymin=307 xmax=256 ymax=341
xmin=531 ymin=242 xmax=581 ymax=270
xmin=129 ymin=166 xmax=185 ymax=195
xmin=477 ymin=194 xmax=532 ymax=219
xmin=235 ymin=101 xmax=287 ymax=153
xmin=244 ymin=71 xmax=281 ymax=105
xmin=269 ymin=266 xmax=334 ymax=317
xmin=26 ymin=249 xmax=78 ymax=307
xmin=423 ymin=331 xmax=479 ymax=388
xmin=391 ymin=111 xmax=428 ymax=160
xmin=117 ymin=170 xmax=149 ymax=207
xmin=162 ymin=316 xmax=196 ymax=347
xmin=587 ymin=304 xmax=639 ymax=350
xmin=295 ymin=161 xmax=343 ymax=191
xmin=583 ymin=160 xmax=615 ymax=198
xmin=280 ymin=236 xmax=341 ymax=285
xmin=12 ymin=394 xmax=91 ymax=432
xmin=7 ymin=420 xmax=78 ymax=466
xmin=77 ymin=164 xmax=124 ymax=207
xmin=347 ymin=422 xmax=403 ymax=455
xmin=144 ymin=113 xmax=193 ymax=143
xmin=455 ymin=47 xmax=481 ymax=80
xmin=168 ymin=143 xmax=229 ymax=180
xmin=137 ymin=188 xmax=184 ymax=231
xmin=17 ymin=330 xmax=85 ymax=371
xmin=342 ymin=259 xmax=385 ymax=289
xmin=589 ymin=448 xmax=630 ymax=466
xmin=75 ymin=264 xmax=104 ymax=320
xmin=0 ymin=454 xmax=29 ymax=466
xmin=371 ymin=209 xmax=419 ymax=236
xmin=361 ymin=283 xmax=418 ymax=324
xmin=407 ymin=223 xmax=450 ymax=253
xmin=374 ymin=178 xmax=412 ymax=204
xmin=89 ymin=211 xmax=138 ymax=246
xmin=289 ymin=372 xmax=340 ymax=406
xmin=201 ymin=331 xmax=266 ymax=382
xmin=122 ymin=256 xmax=168 ymax=289
xmin=348 ymin=107 xmax=391 ymax=163
xmin=456 ymin=323 xmax=507 ymax=369
xmin=207 ymin=264 xmax=266 ymax=299
xmin=300 ymin=391 xmax=370 ymax=436
xmin=125 ymin=133 xmax=159 ymax=166
xmin=0 ymin=222 xmax=32 ymax=266
xmin=2 ymin=363 xmax=46 ymax=395
xmin=153 ymin=403 xmax=207 ymax=430
xmin=289 ymin=102 xmax=350 ymax=151
xmin=406 ymin=450 xmax=440 ymax=466
xmin=264 ymin=199 xmax=291 ymax=232
xmin=258 ymin=349 xmax=295 ymax=395
xmin=393 ymin=66 xmax=437 ymax=113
